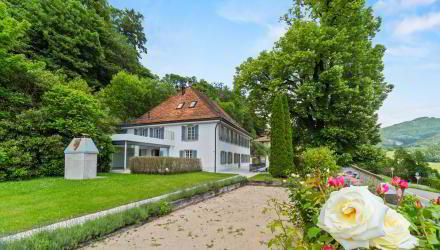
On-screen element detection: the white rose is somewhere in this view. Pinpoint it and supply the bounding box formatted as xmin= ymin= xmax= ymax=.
xmin=370 ymin=208 xmax=418 ymax=250
xmin=318 ymin=186 xmax=388 ymax=250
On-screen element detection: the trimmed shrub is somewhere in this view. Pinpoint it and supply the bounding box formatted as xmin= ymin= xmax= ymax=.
xmin=282 ymin=94 xmax=295 ymax=171
xmin=270 ymin=94 xmax=289 ymax=177
xmin=301 ymin=147 xmax=339 ymax=175
xmin=422 ymin=177 xmax=440 ymax=190
xmin=129 ymin=157 xmax=201 ymax=174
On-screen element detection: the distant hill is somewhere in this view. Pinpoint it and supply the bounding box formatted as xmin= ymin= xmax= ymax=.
xmin=381 ymin=117 xmax=440 ymax=148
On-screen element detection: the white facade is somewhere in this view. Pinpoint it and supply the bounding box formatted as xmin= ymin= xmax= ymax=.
xmin=111 ymin=120 xmax=251 ymax=172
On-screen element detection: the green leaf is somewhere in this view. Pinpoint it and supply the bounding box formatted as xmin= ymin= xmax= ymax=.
xmin=307 ymin=227 xmax=321 ymax=239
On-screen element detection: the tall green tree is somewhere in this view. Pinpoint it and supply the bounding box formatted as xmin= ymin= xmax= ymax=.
xmin=282 ymin=94 xmax=294 ymax=170
xmin=98 ymin=72 xmax=175 ymax=122
xmin=235 ymin=0 xmax=392 ymax=164
xmin=270 ymin=94 xmax=288 ymax=177
xmin=112 ymin=8 xmax=148 ymax=57
xmin=4 ymin=0 xmax=151 ymax=88
xmin=0 ymin=83 xmax=114 ymax=180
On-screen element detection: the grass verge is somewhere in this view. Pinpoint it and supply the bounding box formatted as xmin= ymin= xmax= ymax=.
xmin=1 ymin=175 xmax=247 ymax=250
xmin=248 ymin=173 xmax=286 ymax=185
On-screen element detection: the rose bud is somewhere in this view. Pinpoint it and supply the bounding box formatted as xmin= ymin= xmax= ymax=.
xmin=391 ymin=176 xmax=401 ymax=187
xmin=322 ymin=245 xmax=335 ymax=250
xmin=399 ymin=180 xmax=409 ymax=190
xmin=415 ymin=200 xmax=423 ymax=209
xmin=327 ymin=177 xmax=337 ymax=187
xmin=336 ymin=176 xmax=345 ymax=187
xmin=431 ymin=197 xmax=440 ymax=205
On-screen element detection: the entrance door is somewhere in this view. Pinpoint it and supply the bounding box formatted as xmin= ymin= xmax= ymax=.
xmin=151 ymin=149 xmax=160 ymax=156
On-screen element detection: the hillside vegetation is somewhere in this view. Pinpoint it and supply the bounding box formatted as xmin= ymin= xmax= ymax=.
xmin=381 ymin=117 xmax=440 ymax=147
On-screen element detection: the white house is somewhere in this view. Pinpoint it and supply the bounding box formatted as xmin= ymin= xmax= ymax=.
xmin=110 ymin=87 xmax=251 ymax=173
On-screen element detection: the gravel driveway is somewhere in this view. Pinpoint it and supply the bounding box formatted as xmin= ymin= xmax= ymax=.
xmin=84 ymin=186 xmax=288 ymax=250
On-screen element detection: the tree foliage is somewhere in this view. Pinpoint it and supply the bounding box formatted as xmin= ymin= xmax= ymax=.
xmin=0 ymin=0 xmax=161 ymax=181
xmin=301 ymin=147 xmax=338 ymax=176
xmin=0 ymin=83 xmax=114 ymax=180
xmin=234 ymin=0 xmax=392 ymax=164
xmin=282 ymin=94 xmax=294 ymax=170
xmin=112 ymin=8 xmax=148 ymax=57
xmin=99 ymin=72 xmax=175 ymax=122
xmin=391 ymin=148 xmax=438 ymax=181
xmin=270 ymin=94 xmax=289 ymax=177
xmin=4 ymin=0 xmax=152 ymax=88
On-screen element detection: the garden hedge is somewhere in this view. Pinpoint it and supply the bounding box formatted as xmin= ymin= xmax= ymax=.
xmin=129 ymin=157 xmax=201 ymax=174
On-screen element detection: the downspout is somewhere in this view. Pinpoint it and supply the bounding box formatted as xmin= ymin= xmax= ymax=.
xmin=214 ymin=121 xmax=220 ymax=173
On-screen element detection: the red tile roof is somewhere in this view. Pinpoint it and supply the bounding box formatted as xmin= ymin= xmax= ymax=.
xmin=128 ymin=87 xmax=249 ymax=134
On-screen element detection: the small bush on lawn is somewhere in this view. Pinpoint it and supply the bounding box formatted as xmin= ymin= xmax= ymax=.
xmin=129 ymin=157 xmax=201 ymax=174
xmin=300 ymin=147 xmax=339 ymax=176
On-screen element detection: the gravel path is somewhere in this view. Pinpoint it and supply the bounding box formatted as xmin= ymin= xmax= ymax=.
xmin=84 ymin=186 xmax=288 ymax=250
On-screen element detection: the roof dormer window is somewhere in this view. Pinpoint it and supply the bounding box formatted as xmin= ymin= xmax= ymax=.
xmin=177 ymin=102 xmax=185 ymax=109
xmin=189 ymin=101 xmax=197 ymax=108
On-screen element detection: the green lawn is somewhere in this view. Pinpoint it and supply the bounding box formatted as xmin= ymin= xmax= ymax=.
xmin=428 ymin=162 xmax=440 ymax=171
xmin=0 ymin=172 xmax=233 ymax=236
xmin=249 ymin=173 xmax=285 ymax=184
xmin=385 ymin=150 xmax=395 ymax=159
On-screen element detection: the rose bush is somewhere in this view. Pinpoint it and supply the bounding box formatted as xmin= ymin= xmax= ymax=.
xmin=318 ymin=186 xmax=389 ymax=249
xmin=267 ymin=171 xmax=439 ymax=249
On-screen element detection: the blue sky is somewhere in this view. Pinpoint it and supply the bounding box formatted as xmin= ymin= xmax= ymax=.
xmin=109 ymin=0 xmax=440 ymax=127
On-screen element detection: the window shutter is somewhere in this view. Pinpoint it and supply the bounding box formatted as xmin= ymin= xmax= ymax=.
xmin=149 ymin=128 xmax=153 ymax=137
xmin=193 ymin=150 xmax=197 ymax=159
xmin=180 ymin=150 xmax=184 ymax=158
xmin=181 ymin=126 xmax=187 ymax=141
xmin=195 ymin=125 xmax=199 ymax=140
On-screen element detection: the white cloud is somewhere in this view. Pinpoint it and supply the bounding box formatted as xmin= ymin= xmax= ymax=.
xmin=386 ymin=45 xmax=429 ymax=57
xmin=394 ymin=12 xmax=440 ymax=35
xmin=217 ymin=0 xmax=289 ymax=53
xmin=374 ymin=0 xmax=437 ymax=13
xmin=252 ymin=23 xmax=287 ymax=52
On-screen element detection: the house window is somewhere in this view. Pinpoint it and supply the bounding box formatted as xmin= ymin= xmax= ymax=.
xmin=220 ymin=151 xmax=227 ymax=164
xmin=234 ymin=153 xmax=240 ymax=164
xmin=182 ymin=125 xmax=198 ymax=141
xmin=141 ymin=128 xmax=148 ymax=137
xmin=180 ymin=150 xmax=197 ymax=159
xmin=177 ymin=102 xmax=185 ymax=109
xmin=227 ymin=152 xmax=233 ymax=164
xmin=189 ymin=101 xmax=197 ymax=108
xmin=241 ymin=154 xmax=250 ymax=163
xmin=150 ymin=127 xmax=164 ymax=139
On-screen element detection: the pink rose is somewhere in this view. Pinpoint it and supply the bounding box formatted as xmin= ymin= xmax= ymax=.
xmin=376 ymin=183 xmax=389 ymax=195
xmin=328 ymin=176 xmax=344 ymax=188
xmin=328 ymin=177 xmax=337 ymax=187
xmin=391 ymin=176 xmax=401 ymax=187
xmin=336 ymin=176 xmax=345 ymax=187
xmin=399 ymin=180 xmax=408 ymax=190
